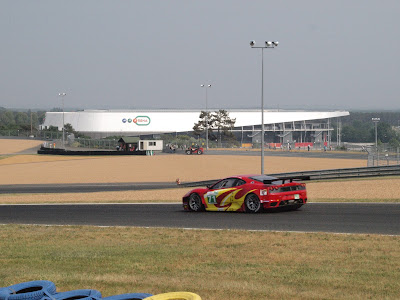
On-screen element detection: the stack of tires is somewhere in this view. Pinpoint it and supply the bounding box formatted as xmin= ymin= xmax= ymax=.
xmin=0 ymin=281 xmax=201 ymax=300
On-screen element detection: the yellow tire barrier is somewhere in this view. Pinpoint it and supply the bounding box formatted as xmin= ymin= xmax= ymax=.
xmin=143 ymin=292 xmax=201 ymax=300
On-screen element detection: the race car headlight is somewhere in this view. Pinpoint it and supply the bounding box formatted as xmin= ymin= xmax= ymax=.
xmin=260 ymin=189 xmax=268 ymax=196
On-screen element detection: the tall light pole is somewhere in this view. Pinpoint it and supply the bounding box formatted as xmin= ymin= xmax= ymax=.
xmin=372 ymin=117 xmax=380 ymax=166
xmin=59 ymin=92 xmax=66 ymax=148
xmin=250 ymin=40 xmax=278 ymax=174
xmin=201 ymin=84 xmax=211 ymax=150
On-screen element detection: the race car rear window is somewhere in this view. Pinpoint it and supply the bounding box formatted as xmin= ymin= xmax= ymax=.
xmin=234 ymin=179 xmax=246 ymax=186
xmin=211 ymin=178 xmax=238 ymax=189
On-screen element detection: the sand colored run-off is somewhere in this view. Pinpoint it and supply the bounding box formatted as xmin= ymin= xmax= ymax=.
xmin=307 ymin=179 xmax=400 ymax=200
xmin=0 ymin=154 xmax=367 ymax=185
xmin=0 ymin=139 xmax=43 ymax=154
xmin=0 ymin=153 xmax=96 ymax=165
xmin=1 ymin=139 xmax=399 ymax=203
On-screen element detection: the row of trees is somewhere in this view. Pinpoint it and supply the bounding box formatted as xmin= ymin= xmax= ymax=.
xmin=0 ymin=108 xmax=45 ymax=133
xmin=332 ymin=120 xmax=400 ymax=147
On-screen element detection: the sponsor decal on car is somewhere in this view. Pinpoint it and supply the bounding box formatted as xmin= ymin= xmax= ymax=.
xmin=204 ymin=188 xmax=253 ymax=212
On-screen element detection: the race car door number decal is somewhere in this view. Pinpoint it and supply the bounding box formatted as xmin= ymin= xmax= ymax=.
xmin=207 ymin=194 xmax=217 ymax=204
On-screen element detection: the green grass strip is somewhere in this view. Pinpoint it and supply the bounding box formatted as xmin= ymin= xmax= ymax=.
xmin=0 ymin=224 xmax=399 ymax=299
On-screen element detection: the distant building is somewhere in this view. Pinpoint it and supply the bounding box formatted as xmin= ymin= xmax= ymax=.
xmin=41 ymin=109 xmax=349 ymax=146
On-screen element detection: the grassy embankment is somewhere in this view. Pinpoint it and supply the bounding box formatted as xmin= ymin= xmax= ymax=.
xmin=1 ymin=225 xmax=399 ymax=300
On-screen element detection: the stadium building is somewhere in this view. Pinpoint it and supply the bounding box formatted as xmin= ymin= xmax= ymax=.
xmin=41 ymin=109 xmax=349 ymax=147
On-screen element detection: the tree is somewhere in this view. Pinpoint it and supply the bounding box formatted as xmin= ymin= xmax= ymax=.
xmin=193 ymin=110 xmax=236 ymax=147
xmin=44 ymin=125 xmax=59 ymax=132
xmin=377 ymin=122 xmax=397 ymax=143
xmin=193 ymin=111 xmax=214 ymax=139
xmin=63 ymin=123 xmax=89 ymax=139
xmin=341 ymin=120 xmax=373 ymax=142
xmin=15 ymin=112 xmax=29 ymax=126
xmin=389 ymin=138 xmax=400 ymax=148
xmin=210 ymin=110 xmax=236 ymax=147
xmin=0 ymin=111 xmax=16 ymax=128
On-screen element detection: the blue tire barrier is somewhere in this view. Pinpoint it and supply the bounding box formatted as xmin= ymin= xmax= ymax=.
xmin=0 ymin=281 xmax=56 ymax=300
xmin=103 ymin=293 xmax=153 ymax=300
xmin=40 ymin=289 xmax=101 ymax=300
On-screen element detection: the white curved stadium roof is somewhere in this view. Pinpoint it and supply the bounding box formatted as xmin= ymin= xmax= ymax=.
xmin=42 ymin=109 xmax=349 ymax=134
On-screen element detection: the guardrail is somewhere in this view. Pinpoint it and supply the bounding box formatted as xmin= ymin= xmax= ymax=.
xmin=179 ymin=165 xmax=400 ymax=188
xmin=270 ymin=165 xmax=400 ymax=180
xmin=1 ymin=166 xmax=399 ymax=194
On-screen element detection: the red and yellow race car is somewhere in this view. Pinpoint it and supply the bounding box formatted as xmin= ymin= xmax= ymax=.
xmin=182 ymin=174 xmax=308 ymax=213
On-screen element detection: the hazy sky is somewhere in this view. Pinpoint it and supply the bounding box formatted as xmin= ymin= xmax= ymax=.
xmin=1 ymin=1 xmax=400 ymax=111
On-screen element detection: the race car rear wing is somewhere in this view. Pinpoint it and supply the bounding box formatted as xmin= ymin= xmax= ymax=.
xmin=263 ymin=175 xmax=311 ymax=185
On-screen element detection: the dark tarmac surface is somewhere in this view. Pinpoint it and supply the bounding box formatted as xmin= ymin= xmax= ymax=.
xmin=1 ymin=203 xmax=398 ymax=235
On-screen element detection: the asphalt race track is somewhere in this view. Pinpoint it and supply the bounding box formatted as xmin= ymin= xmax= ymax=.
xmin=1 ymin=203 xmax=399 ymax=235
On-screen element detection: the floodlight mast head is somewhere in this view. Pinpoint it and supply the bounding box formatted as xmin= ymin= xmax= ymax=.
xmin=265 ymin=41 xmax=279 ymax=47
xmin=250 ymin=40 xmax=279 ymax=48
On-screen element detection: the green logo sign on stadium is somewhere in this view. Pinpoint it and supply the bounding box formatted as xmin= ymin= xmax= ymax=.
xmin=133 ymin=116 xmax=151 ymax=126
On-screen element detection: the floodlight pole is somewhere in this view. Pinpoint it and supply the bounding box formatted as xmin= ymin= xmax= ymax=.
xmin=59 ymin=92 xmax=66 ymax=148
xmin=201 ymin=84 xmax=211 ymax=150
xmin=250 ymin=40 xmax=278 ymax=175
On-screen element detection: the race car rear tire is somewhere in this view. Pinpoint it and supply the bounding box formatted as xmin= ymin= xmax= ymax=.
xmin=197 ymin=150 xmax=203 ymax=155
xmin=186 ymin=150 xmax=192 ymax=155
xmin=188 ymin=193 xmax=204 ymax=212
xmin=244 ymin=193 xmax=261 ymax=213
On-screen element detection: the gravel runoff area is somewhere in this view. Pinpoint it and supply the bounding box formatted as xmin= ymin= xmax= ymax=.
xmin=1 ymin=138 xmax=400 ymax=203
xmin=0 ymin=139 xmax=43 ymax=155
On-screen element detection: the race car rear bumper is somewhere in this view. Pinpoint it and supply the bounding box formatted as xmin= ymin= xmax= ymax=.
xmin=263 ymin=198 xmax=307 ymax=208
